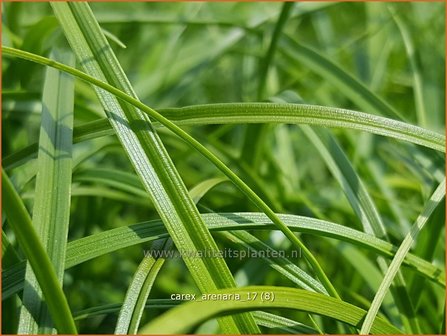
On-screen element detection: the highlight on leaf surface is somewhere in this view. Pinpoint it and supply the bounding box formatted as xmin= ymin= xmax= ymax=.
xmin=2 ymin=1 xmax=444 ymax=335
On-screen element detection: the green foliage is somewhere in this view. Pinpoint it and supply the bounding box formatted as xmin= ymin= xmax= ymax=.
xmin=2 ymin=2 xmax=445 ymax=334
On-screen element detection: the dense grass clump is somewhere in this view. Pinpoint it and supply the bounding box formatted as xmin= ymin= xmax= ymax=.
xmin=2 ymin=2 xmax=445 ymax=334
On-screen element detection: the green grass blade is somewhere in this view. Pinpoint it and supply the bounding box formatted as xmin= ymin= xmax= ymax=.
xmin=138 ymin=286 xmax=402 ymax=334
xmin=63 ymin=213 xmax=444 ymax=285
xmin=360 ymin=179 xmax=446 ymax=334
xmin=75 ymin=301 xmax=318 ymax=334
xmin=330 ymin=240 xmax=401 ymax=326
xmin=115 ymin=178 xmax=227 ymax=334
xmin=5 ymin=96 xmax=445 ymax=171
xmin=73 ymin=168 xmax=148 ymax=199
xmin=3 ymin=211 xmax=444 ymax=301
xmin=2 ymin=231 xmax=22 ymax=334
xmin=2 ymin=85 xmax=444 ymax=172
xmin=1 ymin=170 xmax=77 ymax=334
xmin=279 ymin=35 xmax=404 ymax=121
xmin=301 ymin=126 xmax=387 ymax=237
xmin=4 ymin=45 xmax=444 ymax=302
xmin=390 ymin=8 xmax=427 ymax=128
xmin=219 ymin=230 xmax=327 ymax=293
xmin=73 ymin=300 xmax=177 ymax=320
xmin=2 ymin=230 xmax=21 ymax=267
xmin=18 ymin=47 xmax=75 ymax=334
xmin=8 ymin=101 xmax=434 ymax=156
xmin=158 ymin=103 xmax=444 ymax=152
xmin=253 ymin=311 xmax=318 ymax=334
xmin=2 ymin=118 xmax=110 ymax=170
xmin=241 ymin=2 xmax=294 ymax=166
xmin=4 ymin=47 xmax=441 ymax=156
xmin=50 ymin=3 xmax=258 ymax=333
xmin=2 ymin=49 xmax=341 ymax=299
xmin=115 ymin=239 xmax=172 ymax=334
xmin=189 ymin=177 xmax=228 ymax=204
xmin=301 ymin=126 xmax=420 ymax=332
xmin=258 ymin=2 xmax=294 ymax=100
xmin=409 ymin=200 xmax=445 ymax=307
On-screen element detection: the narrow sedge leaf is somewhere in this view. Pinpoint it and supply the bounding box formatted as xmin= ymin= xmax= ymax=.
xmin=253 ymin=311 xmax=318 ymax=334
xmin=331 ymin=241 xmax=401 ymax=326
xmin=158 ymin=103 xmax=444 ymax=153
xmin=73 ymin=168 xmax=149 ymax=199
xmin=73 ymin=300 xmax=175 ymax=320
xmin=257 ymin=2 xmax=294 ymax=100
xmin=138 ymin=286 xmax=402 ymax=334
xmin=74 ymin=301 xmax=319 ymax=334
xmin=3 ymin=44 xmax=342 ymax=299
xmin=409 ymin=200 xmax=446 ymax=307
xmin=18 ymin=47 xmax=75 ymax=334
xmin=50 ymin=2 xmax=258 ymax=333
xmin=115 ymin=239 xmax=173 ymax=334
xmin=3 ymin=49 xmax=441 ymax=166
xmin=189 ymin=177 xmax=228 ymax=204
xmin=4 ymin=98 xmax=445 ymax=171
xmin=2 ymin=230 xmax=22 ymax=266
xmin=4 ymin=212 xmax=444 ymax=301
xmin=1 ymin=170 xmax=77 ymax=334
xmin=360 ymin=179 xmax=446 ymax=334
xmin=2 ymin=231 xmax=22 ymax=334
xmin=115 ymin=178 xmax=232 ymax=334
xmin=279 ymin=35 xmax=405 ymax=121
xmin=241 ymin=2 xmax=294 ymax=166
xmin=391 ymin=9 xmax=427 ymax=128
xmin=218 ymin=230 xmax=327 ymax=294
xmin=4 ymin=46 xmax=444 ymax=298
xmin=302 ymin=126 xmax=420 ymax=332
xmin=301 ymin=126 xmax=387 ymax=237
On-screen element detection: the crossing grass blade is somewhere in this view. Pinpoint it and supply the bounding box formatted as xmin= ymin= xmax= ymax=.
xmin=360 ymin=178 xmax=446 ymax=334
xmin=17 ymin=47 xmax=75 ymax=334
xmin=218 ymin=230 xmax=327 ymax=293
xmin=4 ymin=98 xmax=445 ymax=172
xmin=115 ymin=178 xmax=225 ymax=334
xmin=115 ymin=239 xmax=172 ymax=335
xmin=189 ymin=177 xmax=228 ymax=204
xmin=2 ymin=4 xmax=443 ymax=334
xmin=390 ymin=8 xmax=427 ymax=128
xmin=73 ymin=168 xmax=149 ymax=199
xmin=50 ymin=2 xmax=258 ymax=333
xmin=4 ymin=212 xmax=443 ymax=301
xmin=241 ymin=2 xmax=294 ymax=166
xmin=301 ymin=126 xmax=387 ymax=236
xmin=253 ymin=311 xmax=318 ymax=334
xmin=301 ymin=125 xmax=421 ymax=332
xmin=1 ymin=170 xmax=77 ymax=334
xmin=138 ymin=286 xmax=402 ymax=334
xmin=279 ymin=35 xmax=404 ymax=121
xmin=3 ymin=49 xmax=344 ymax=300
xmin=3 ymin=49 xmax=442 ymax=161
xmin=2 ymin=231 xmax=22 ymax=334
xmin=74 ymin=301 xmax=318 ymax=334
xmin=409 ymin=199 xmax=446 ymax=307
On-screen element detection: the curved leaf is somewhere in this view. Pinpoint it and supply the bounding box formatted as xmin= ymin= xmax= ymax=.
xmin=51 ymin=2 xmax=258 ymax=332
xmin=3 ymin=45 xmax=341 ymax=299
xmin=138 ymin=286 xmax=402 ymax=334
xmin=1 ymin=170 xmax=77 ymax=334
xmin=115 ymin=239 xmax=172 ymax=334
xmin=3 ymin=212 xmax=443 ymax=301
xmin=360 ymin=179 xmax=446 ymax=334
